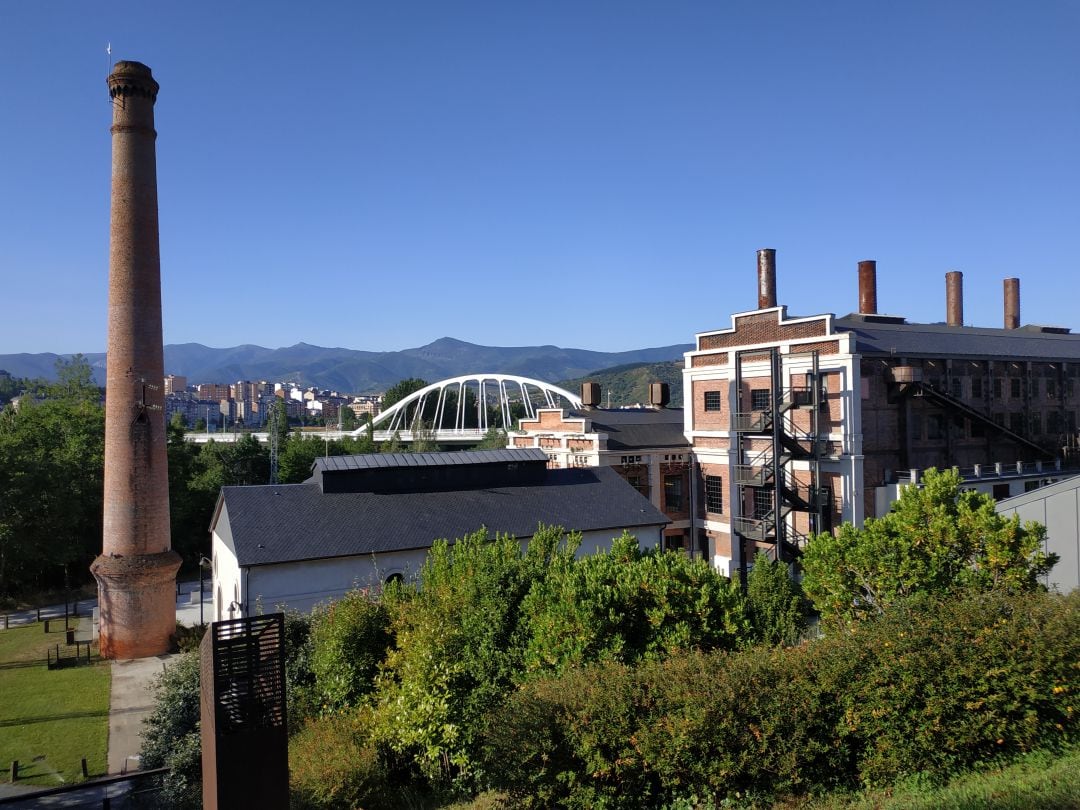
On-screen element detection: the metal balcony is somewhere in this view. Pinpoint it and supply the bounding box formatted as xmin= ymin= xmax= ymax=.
xmin=731 ymin=410 xmax=772 ymax=433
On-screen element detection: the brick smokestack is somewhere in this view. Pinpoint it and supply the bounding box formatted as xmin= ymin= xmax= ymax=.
xmin=91 ymin=61 xmax=180 ymax=659
xmin=858 ymin=260 xmax=877 ymax=314
xmin=757 ymin=248 xmax=777 ymax=309
xmin=946 ymin=270 xmax=964 ymax=326
xmin=1004 ymin=277 xmax=1020 ymax=329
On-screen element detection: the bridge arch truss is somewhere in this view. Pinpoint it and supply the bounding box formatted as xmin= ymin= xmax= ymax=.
xmin=354 ymin=374 xmax=582 ymax=439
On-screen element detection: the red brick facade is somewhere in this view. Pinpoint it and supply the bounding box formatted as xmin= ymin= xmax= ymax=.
xmin=91 ymin=62 xmax=180 ymax=659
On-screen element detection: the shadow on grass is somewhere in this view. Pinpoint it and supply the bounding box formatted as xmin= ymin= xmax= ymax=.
xmin=0 ymin=709 xmax=109 ymax=728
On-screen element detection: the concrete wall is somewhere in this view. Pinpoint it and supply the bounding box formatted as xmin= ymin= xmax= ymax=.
xmin=997 ymin=481 xmax=1080 ymax=594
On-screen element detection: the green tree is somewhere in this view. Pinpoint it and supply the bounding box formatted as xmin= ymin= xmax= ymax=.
xmin=278 ymin=433 xmax=326 ymax=484
xmin=309 ymin=590 xmax=393 ymax=713
xmin=371 ymin=525 xmax=568 ymax=789
xmin=409 ymin=419 xmax=438 ymax=452
xmin=746 ymin=551 xmax=806 ymax=646
xmin=167 ymin=415 xmax=216 ymax=564
xmin=474 ymin=426 xmax=507 ymax=449
xmin=520 ymin=532 xmax=749 ymax=676
xmin=381 ymin=378 xmax=428 ymax=411
xmin=340 ymin=406 xmax=358 ymax=431
xmin=0 ymin=356 xmax=104 ymax=594
xmin=801 ymin=467 xmax=1057 ymax=625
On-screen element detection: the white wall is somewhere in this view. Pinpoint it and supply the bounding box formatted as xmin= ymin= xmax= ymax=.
xmin=211 ymin=503 xmax=243 ymax=622
xmin=220 ymin=524 xmax=664 ymax=616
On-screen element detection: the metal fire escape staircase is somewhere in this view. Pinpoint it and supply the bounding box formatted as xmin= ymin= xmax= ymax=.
xmin=889 ymin=376 xmax=1052 ymax=459
xmin=731 ymin=349 xmax=826 ymax=577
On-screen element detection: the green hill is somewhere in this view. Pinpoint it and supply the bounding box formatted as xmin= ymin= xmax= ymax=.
xmin=559 ymin=360 xmax=683 ymax=408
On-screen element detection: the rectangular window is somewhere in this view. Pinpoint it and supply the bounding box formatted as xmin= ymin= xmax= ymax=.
xmin=703 ymin=391 xmax=722 ymax=412
xmin=994 ymin=378 xmax=1003 ymax=399
xmin=663 ymin=474 xmax=684 ymax=512
xmin=951 ymin=378 xmax=962 ymax=399
xmin=1048 ymin=411 xmax=1062 ymax=434
xmin=620 ymin=455 xmax=642 ymax=465
xmin=1031 ymin=413 xmax=1042 ymax=435
xmin=753 ymin=488 xmax=773 ymax=519
xmin=911 ymin=413 xmax=923 ymax=440
xmin=626 ymin=474 xmax=648 ymax=497
xmin=1047 ymin=378 xmax=1057 ymax=399
xmin=751 ymin=389 xmax=772 ymax=411
xmin=704 ymin=475 xmax=723 ymax=513
xmin=1009 ymin=413 xmax=1024 ymax=434
xmin=927 ymin=414 xmax=944 ymax=440
xmin=1011 ymin=378 xmax=1022 ymax=398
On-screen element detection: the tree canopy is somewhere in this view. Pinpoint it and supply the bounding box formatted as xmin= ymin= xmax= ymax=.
xmin=801 ymin=467 xmax=1057 ymax=624
xmin=381 ymin=378 xmax=428 ymax=411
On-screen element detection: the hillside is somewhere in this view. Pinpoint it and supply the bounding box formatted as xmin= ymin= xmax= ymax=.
xmin=559 ymin=360 xmax=684 ymax=408
xmin=0 ymin=338 xmax=692 ymax=394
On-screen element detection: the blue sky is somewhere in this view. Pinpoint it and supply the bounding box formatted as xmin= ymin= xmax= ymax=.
xmin=2 ymin=1 xmax=1078 ymax=355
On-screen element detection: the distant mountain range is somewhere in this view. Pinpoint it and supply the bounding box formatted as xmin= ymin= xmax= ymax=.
xmin=0 ymin=338 xmax=693 ymax=395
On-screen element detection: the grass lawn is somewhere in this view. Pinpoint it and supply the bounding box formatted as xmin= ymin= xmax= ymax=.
xmin=0 ymin=621 xmax=110 ymax=786
xmin=788 ymin=745 xmax=1080 ymax=810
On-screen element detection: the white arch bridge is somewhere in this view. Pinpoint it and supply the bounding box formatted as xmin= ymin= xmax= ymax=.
xmin=355 ymin=373 xmax=582 ymax=444
xmin=182 ymin=374 xmax=582 ymax=446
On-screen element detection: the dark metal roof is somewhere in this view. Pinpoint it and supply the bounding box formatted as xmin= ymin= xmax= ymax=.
xmin=314 ymin=448 xmax=547 ymax=472
xmin=569 ymin=408 xmax=688 ymax=451
xmin=219 ymin=466 xmax=669 ymax=567
xmin=834 ymin=316 xmax=1080 ymax=361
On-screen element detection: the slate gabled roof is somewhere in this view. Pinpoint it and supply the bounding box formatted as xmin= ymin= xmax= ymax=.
xmin=219 ymin=465 xmax=668 ymax=568
xmin=569 ymin=408 xmax=688 ymax=451
xmin=834 ymin=316 xmax=1080 ymax=361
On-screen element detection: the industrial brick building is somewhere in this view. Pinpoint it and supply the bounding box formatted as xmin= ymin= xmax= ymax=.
xmin=685 ymin=250 xmax=1080 ymax=581
xmin=511 ymin=383 xmax=693 ymax=551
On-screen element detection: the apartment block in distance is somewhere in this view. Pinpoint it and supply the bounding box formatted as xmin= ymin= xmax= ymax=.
xmin=685 ymin=250 xmax=1080 ymax=581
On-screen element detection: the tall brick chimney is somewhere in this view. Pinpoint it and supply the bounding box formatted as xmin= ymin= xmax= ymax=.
xmin=858 ymin=260 xmax=877 ymax=314
xmin=756 ymin=248 xmax=777 ymax=309
xmin=946 ymin=271 xmax=963 ymax=326
xmin=91 ymin=61 xmax=180 ymax=659
xmin=1004 ymin=277 xmax=1020 ymax=329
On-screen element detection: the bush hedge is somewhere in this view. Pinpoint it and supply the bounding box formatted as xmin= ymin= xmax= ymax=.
xmin=482 ymin=589 xmax=1079 ymax=807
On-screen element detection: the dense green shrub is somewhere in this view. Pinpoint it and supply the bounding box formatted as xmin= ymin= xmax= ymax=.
xmin=282 ymin=608 xmax=318 ymax=730
xmin=836 ymin=589 xmax=1080 ymax=786
xmin=141 ymin=652 xmax=202 ymax=810
xmin=482 ymin=589 xmax=1079 ymax=806
xmin=520 ymin=531 xmax=749 ymax=676
xmin=289 ymin=707 xmax=402 ymax=810
xmin=746 ymin=550 xmax=806 ymax=646
xmin=485 ymin=645 xmax=854 ymax=808
xmin=370 ymin=525 xmax=570 ymax=791
xmin=308 ymin=590 xmax=392 ymax=714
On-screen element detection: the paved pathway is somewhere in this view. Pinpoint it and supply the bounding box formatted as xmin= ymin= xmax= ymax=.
xmin=107 ymin=655 xmax=178 ymax=775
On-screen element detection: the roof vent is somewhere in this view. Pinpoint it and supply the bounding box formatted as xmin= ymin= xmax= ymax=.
xmin=581 ymin=382 xmax=601 ymax=409
xmin=648 ymin=382 xmax=670 ymax=409
xmin=1019 ymin=324 xmax=1072 ymax=335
